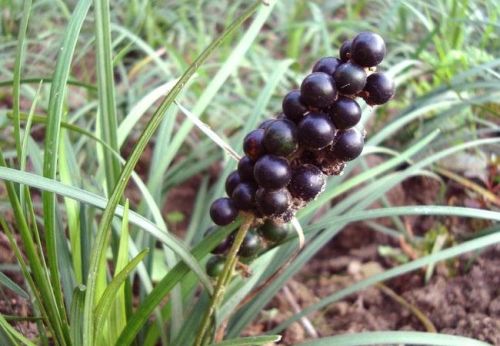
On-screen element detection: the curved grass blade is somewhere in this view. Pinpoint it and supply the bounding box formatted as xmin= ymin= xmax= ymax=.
xmin=94 ymin=249 xmax=148 ymax=341
xmin=42 ymin=1 xmax=91 ymax=338
xmin=296 ymin=331 xmax=491 ymax=346
xmin=69 ymin=285 xmax=86 ymax=346
xmin=270 ymin=229 xmax=500 ymax=334
xmin=0 ymin=313 xmax=36 ymax=346
xmin=0 ymin=272 xmax=28 ymax=300
xmin=83 ymin=2 xmax=264 ymax=344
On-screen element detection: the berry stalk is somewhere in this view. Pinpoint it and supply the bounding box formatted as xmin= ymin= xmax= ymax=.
xmin=195 ymin=214 xmax=255 ymax=346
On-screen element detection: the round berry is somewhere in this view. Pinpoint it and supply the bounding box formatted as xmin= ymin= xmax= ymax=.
xmin=331 ymin=127 xmax=364 ymax=161
xmin=351 ymin=32 xmax=386 ymax=67
xmin=225 ymin=170 xmax=241 ymax=197
xmin=243 ymin=129 xmax=266 ymax=160
xmin=253 ymin=155 xmax=291 ymax=189
xmin=363 ymin=72 xmax=395 ymax=105
xmin=238 ymin=230 xmax=262 ymax=258
xmin=206 ymin=255 xmax=225 ymax=277
xmin=329 ymin=96 xmax=362 ymax=129
xmin=288 ymin=164 xmax=326 ymax=201
xmin=258 ymin=220 xmax=291 ymax=243
xmin=300 ymin=72 xmax=337 ymax=109
xmin=333 ymin=62 xmax=367 ymax=95
xmin=258 ymin=119 xmax=276 ymax=130
xmin=312 ymin=57 xmax=341 ymax=76
xmin=204 ymin=226 xmax=233 ymax=254
xmin=339 ymin=39 xmax=352 ymax=62
xmin=232 ymin=182 xmax=257 ymax=211
xmin=263 ymin=119 xmax=298 ymax=157
xmin=237 ymin=156 xmax=255 ymax=182
xmin=282 ymin=90 xmax=308 ymax=122
xmin=255 ymin=188 xmax=291 ymax=216
xmin=210 ymin=197 xmax=238 ymax=226
xmin=297 ymin=112 xmax=336 ymax=150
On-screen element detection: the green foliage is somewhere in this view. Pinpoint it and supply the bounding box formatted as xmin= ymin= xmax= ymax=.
xmin=0 ymin=0 xmax=498 ymax=345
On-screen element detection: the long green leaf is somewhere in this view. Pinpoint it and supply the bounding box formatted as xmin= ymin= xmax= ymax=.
xmin=0 ymin=272 xmax=28 ymax=300
xmin=297 ymin=331 xmax=491 ymax=346
xmin=0 ymin=313 xmax=36 ymax=346
xmin=42 ymin=1 xmax=91 ymax=340
xmin=94 ymin=0 xmax=121 ymax=192
xmin=70 ymin=286 xmax=86 ymax=346
xmin=83 ymin=2 xmax=264 ymax=344
xmin=94 ymin=249 xmax=148 ymax=340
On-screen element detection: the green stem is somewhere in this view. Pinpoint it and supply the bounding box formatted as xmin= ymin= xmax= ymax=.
xmin=195 ymin=214 xmax=254 ymax=346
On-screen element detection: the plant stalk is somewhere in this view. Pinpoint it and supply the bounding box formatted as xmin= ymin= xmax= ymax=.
xmin=195 ymin=214 xmax=254 ymax=346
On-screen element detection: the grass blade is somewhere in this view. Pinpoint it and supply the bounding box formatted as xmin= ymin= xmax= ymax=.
xmin=0 ymin=272 xmax=28 ymax=300
xmin=69 ymin=286 xmax=86 ymax=346
xmin=42 ymin=1 xmax=91 ymax=339
xmin=94 ymin=0 xmax=121 ymax=191
xmin=296 ymin=331 xmax=491 ymax=346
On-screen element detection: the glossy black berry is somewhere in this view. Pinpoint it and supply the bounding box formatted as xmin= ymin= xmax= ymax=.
xmin=204 ymin=226 xmax=233 ymax=254
xmin=263 ymin=119 xmax=298 ymax=157
xmin=206 ymin=255 xmax=226 ymax=277
xmin=333 ymin=62 xmax=367 ymax=95
xmin=329 ymin=96 xmax=362 ymax=129
xmin=339 ymin=39 xmax=352 ymax=62
xmin=253 ymin=155 xmax=291 ymax=189
xmin=331 ymin=127 xmax=364 ymax=161
xmin=243 ymin=129 xmax=266 ymax=160
xmin=363 ymin=72 xmax=395 ymax=105
xmin=297 ymin=112 xmax=336 ymax=150
xmin=232 ymin=182 xmax=257 ymax=211
xmin=258 ymin=220 xmax=291 ymax=243
xmin=258 ymin=119 xmax=276 ymax=130
xmin=300 ymin=72 xmax=337 ymax=109
xmin=225 ymin=170 xmax=241 ymax=197
xmin=288 ymin=164 xmax=326 ymax=201
xmin=255 ymin=188 xmax=291 ymax=216
xmin=312 ymin=57 xmax=341 ymax=76
xmin=282 ymin=90 xmax=308 ymax=123
xmin=238 ymin=230 xmax=262 ymax=258
xmin=210 ymin=197 xmax=238 ymax=226
xmin=351 ymin=32 xmax=386 ymax=67
xmin=237 ymin=156 xmax=255 ymax=182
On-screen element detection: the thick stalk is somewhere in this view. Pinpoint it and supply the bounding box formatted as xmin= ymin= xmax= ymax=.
xmin=195 ymin=214 xmax=254 ymax=346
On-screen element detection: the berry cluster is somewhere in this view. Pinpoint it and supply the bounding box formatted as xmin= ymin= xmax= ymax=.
xmin=205 ymin=32 xmax=395 ymax=276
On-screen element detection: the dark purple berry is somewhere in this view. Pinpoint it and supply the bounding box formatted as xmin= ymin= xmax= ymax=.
xmin=238 ymin=230 xmax=262 ymax=258
xmin=288 ymin=164 xmax=326 ymax=201
xmin=297 ymin=112 xmax=336 ymax=150
xmin=210 ymin=197 xmax=238 ymax=226
xmin=312 ymin=57 xmax=341 ymax=76
xmin=300 ymin=72 xmax=337 ymax=109
xmin=282 ymin=90 xmax=308 ymax=122
xmin=253 ymin=155 xmax=291 ymax=189
xmin=339 ymin=39 xmax=352 ymax=62
xmin=258 ymin=119 xmax=276 ymax=130
xmin=206 ymin=255 xmax=225 ymax=277
xmin=363 ymin=72 xmax=395 ymax=105
xmin=263 ymin=119 xmax=298 ymax=157
xmin=329 ymin=96 xmax=362 ymax=129
xmin=225 ymin=170 xmax=241 ymax=197
xmin=351 ymin=32 xmax=386 ymax=67
xmin=331 ymin=127 xmax=364 ymax=161
xmin=232 ymin=182 xmax=257 ymax=210
xmin=237 ymin=156 xmax=255 ymax=182
xmin=258 ymin=220 xmax=291 ymax=243
xmin=255 ymin=188 xmax=291 ymax=216
xmin=243 ymin=129 xmax=266 ymax=160
xmin=333 ymin=62 xmax=367 ymax=95
xmin=205 ymin=226 xmax=233 ymax=254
